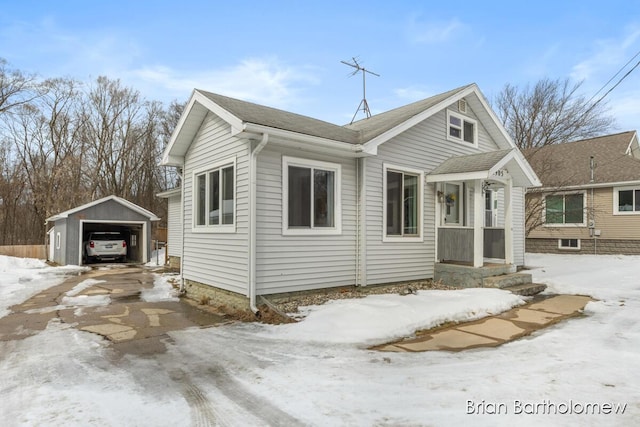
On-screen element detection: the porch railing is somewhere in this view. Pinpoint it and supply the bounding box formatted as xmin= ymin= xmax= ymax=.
xmin=438 ymin=228 xmax=473 ymax=262
xmin=437 ymin=227 xmax=505 ymax=262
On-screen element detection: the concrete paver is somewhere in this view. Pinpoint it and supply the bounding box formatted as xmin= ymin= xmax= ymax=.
xmin=396 ymin=329 xmax=499 ymax=352
xmin=503 ymin=307 xmax=564 ymax=325
xmin=457 ymin=317 xmax=526 ymax=341
xmin=376 ymin=294 xmax=593 ymax=353
xmin=527 ymin=294 xmax=593 ymax=315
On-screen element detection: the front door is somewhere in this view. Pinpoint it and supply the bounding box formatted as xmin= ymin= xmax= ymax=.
xmin=444 ymin=183 xmax=462 ymax=225
xmin=485 ymin=190 xmax=497 ymax=227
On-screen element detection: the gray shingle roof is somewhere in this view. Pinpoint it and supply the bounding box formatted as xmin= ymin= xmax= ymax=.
xmin=198 ymin=90 xmax=361 ymax=144
xmin=525 ymin=131 xmax=640 ymax=187
xmin=197 ymin=84 xmax=474 ymax=145
xmin=429 ymin=149 xmax=514 ymax=175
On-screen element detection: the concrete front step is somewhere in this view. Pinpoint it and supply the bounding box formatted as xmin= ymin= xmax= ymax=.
xmin=503 ymin=283 xmax=547 ymax=296
xmin=482 ymin=272 xmax=533 ymax=289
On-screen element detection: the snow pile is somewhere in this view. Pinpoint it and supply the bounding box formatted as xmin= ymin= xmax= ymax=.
xmin=0 ymin=256 xmax=87 ymax=318
xmin=262 ymin=288 xmax=525 ymax=345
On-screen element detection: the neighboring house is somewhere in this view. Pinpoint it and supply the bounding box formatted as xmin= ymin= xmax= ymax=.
xmin=160 ymin=84 xmax=541 ymax=313
xmin=46 ymin=195 xmax=160 ymax=265
xmin=526 ymin=131 xmax=640 ymax=254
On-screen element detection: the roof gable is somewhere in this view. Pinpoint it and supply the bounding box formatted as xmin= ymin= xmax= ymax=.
xmin=526 ymin=131 xmax=640 ymax=187
xmin=161 ymin=83 xmax=517 ymax=165
xmin=427 ymin=149 xmax=541 ymax=187
xmin=46 ymin=195 xmax=160 ymax=222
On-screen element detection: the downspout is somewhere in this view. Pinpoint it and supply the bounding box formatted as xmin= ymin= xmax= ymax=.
xmin=249 ymin=133 xmax=270 ymax=315
xmin=355 ymin=157 xmax=360 ymax=286
xmin=178 ymin=167 xmax=186 ymax=293
xmin=590 ymin=156 xmax=596 ymax=255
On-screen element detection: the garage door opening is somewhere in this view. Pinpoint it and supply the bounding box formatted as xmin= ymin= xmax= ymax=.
xmin=81 ymin=222 xmax=145 ymax=265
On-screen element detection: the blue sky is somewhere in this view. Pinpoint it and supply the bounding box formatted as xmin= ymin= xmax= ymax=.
xmin=1 ymin=0 xmax=640 ymax=131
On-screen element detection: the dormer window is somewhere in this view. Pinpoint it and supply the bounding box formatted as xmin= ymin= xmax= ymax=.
xmin=447 ymin=110 xmax=477 ymax=146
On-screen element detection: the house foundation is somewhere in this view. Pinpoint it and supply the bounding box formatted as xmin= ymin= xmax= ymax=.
xmin=184 ymin=279 xmax=250 ymax=311
xmin=526 ymin=238 xmax=640 ymax=255
xmin=168 ymin=256 xmax=181 ymax=270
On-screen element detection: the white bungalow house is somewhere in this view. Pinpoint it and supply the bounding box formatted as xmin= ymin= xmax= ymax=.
xmin=160 ymin=83 xmax=541 ymax=314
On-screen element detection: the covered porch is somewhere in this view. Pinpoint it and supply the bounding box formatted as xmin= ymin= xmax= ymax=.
xmin=426 ymin=149 xmax=541 ymax=289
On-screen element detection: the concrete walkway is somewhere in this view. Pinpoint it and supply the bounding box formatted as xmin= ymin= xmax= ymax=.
xmin=0 ymin=266 xmax=227 ymax=356
xmin=375 ymin=294 xmax=593 ymax=352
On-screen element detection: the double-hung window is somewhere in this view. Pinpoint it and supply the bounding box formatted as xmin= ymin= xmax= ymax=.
xmin=446 ymin=110 xmax=477 ymax=146
xmin=384 ymin=164 xmax=423 ymax=242
xmin=544 ymin=193 xmax=584 ymax=225
xmin=283 ymin=156 xmax=341 ymax=235
xmin=193 ymin=158 xmax=235 ymax=231
xmin=614 ymin=187 xmax=640 ymax=214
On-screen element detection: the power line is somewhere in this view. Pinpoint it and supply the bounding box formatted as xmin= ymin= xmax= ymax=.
xmin=589 ymin=57 xmax=640 ymax=109
xmin=586 ymin=48 xmax=640 ymax=106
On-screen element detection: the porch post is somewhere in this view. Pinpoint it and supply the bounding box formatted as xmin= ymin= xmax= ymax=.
xmin=504 ymin=178 xmax=514 ymax=264
xmin=473 ymin=179 xmax=484 ymax=267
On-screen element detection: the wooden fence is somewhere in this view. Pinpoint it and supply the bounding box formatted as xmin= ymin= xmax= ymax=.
xmin=0 ymin=245 xmax=47 ymax=260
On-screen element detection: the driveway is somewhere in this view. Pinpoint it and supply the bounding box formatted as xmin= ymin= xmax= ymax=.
xmin=0 ymin=265 xmax=305 ymax=426
xmin=0 ymin=265 xmax=226 ymax=356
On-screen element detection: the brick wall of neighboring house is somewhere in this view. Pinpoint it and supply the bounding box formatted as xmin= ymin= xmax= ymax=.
xmin=526 ymin=238 xmax=640 ymax=255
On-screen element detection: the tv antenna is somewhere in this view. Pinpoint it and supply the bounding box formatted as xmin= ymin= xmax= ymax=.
xmin=341 ymin=57 xmax=379 ymax=123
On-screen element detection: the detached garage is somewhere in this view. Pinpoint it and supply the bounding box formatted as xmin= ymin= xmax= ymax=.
xmin=46 ymin=195 xmax=160 ymax=266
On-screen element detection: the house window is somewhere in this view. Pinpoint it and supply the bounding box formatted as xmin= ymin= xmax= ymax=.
xmin=545 ymin=193 xmax=584 ymax=225
xmin=558 ymin=238 xmax=580 ymax=250
xmin=615 ymin=187 xmax=640 ymax=214
xmin=384 ymin=164 xmax=424 ymax=241
xmin=193 ymin=159 xmax=235 ymax=231
xmin=283 ymin=156 xmax=341 ymax=235
xmin=55 ymin=232 xmax=61 ymax=250
xmin=447 ymin=110 xmax=477 ymax=146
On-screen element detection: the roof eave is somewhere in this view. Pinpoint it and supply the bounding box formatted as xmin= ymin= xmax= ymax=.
xmin=242 ymin=123 xmax=362 ymax=156
xmin=160 ymin=90 xmax=244 ymax=166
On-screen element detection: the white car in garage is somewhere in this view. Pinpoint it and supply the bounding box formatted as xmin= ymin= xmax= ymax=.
xmin=83 ymin=232 xmax=127 ymax=263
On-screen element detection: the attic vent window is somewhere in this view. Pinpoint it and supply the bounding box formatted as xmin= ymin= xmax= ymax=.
xmin=458 ymin=99 xmax=467 ymax=113
xmin=446 ymin=110 xmax=477 ymax=146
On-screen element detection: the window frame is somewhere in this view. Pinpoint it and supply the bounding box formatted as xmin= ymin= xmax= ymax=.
xmin=543 ymin=191 xmax=586 ymax=227
xmin=383 ymin=163 xmax=424 ymax=243
xmin=446 ymin=109 xmax=478 ymax=148
xmin=558 ymin=238 xmax=581 ymax=250
xmin=282 ymin=156 xmax=342 ymax=236
xmin=613 ymin=186 xmax=640 ymax=215
xmin=191 ymin=157 xmax=237 ymax=233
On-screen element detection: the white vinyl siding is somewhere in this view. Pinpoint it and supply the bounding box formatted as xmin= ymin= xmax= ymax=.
xmin=255 ymin=145 xmax=357 ymax=294
xmin=365 ymin=105 xmax=505 ymax=285
xmin=167 ymin=194 xmax=182 ymax=258
xmin=182 ymin=113 xmax=250 ymax=295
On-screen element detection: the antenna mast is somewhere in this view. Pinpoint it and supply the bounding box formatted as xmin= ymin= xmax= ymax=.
xmin=341 ymin=57 xmax=380 ymax=123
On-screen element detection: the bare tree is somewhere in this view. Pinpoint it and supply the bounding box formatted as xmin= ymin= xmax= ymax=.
xmin=0 ymin=58 xmax=38 ymax=115
xmin=494 ymin=78 xmax=615 ymax=151
xmin=7 ymin=78 xmax=85 ymax=242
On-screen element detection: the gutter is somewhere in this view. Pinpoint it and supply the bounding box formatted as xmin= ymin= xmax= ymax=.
xmin=249 ymin=133 xmax=270 ymax=315
xmin=241 ymin=123 xmax=361 ymax=155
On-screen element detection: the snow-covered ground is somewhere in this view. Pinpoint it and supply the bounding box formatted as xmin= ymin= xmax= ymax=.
xmin=0 ymin=253 xmax=638 ymax=426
